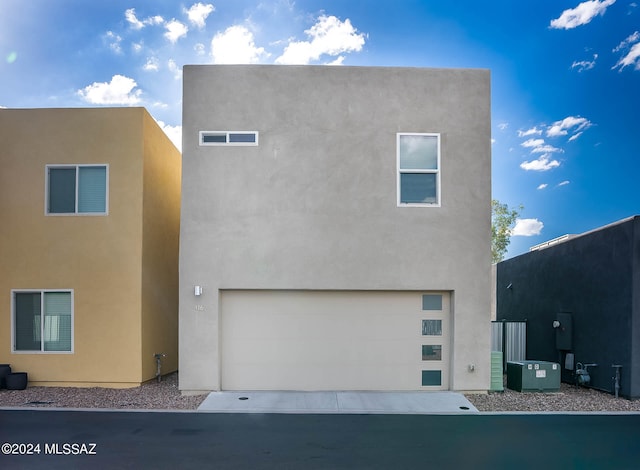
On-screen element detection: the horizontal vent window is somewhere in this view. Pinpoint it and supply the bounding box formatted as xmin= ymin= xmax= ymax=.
xmin=200 ymin=131 xmax=259 ymax=146
xmin=202 ymin=133 xmax=227 ymax=143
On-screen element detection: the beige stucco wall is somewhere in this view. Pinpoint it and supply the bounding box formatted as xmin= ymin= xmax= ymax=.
xmin=0 ymin=107 xmax=180 ymax=387
xmin=180 ymin=65 xmax=492 ymax=393
xmin=140 ymin=110 xmax=181 ymax=381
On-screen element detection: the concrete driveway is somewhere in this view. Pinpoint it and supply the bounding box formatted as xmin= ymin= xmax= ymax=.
xmin=197 ymin=391 xmax=479 ymax=414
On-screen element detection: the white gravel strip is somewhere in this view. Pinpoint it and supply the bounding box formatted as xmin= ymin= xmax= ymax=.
xmin=0 ymin=373 xmax=206 ymax=410
xmin=466 ymin=381 xmax=640 ymax=412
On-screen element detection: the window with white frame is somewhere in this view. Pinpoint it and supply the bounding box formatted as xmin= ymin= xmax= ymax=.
xmin=397 ymin=133 xmax=440 ymax=206
xmin=12 ymin=290 xmax=73 ymax=353
xmin=46 ymin=165 xmax=108 ymax=215
xmin=199 ymin=131 xmax=259 ymax=146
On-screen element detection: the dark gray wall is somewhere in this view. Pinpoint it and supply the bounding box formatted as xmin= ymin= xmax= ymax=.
xmin=496 ymin=217 xmax=640 ymax=398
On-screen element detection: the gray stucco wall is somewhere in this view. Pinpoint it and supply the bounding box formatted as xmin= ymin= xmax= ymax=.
xmin=496 ymin=216 xmax=640 ymax=398
xmin=180 ymin=65 xmax=492 ymax=392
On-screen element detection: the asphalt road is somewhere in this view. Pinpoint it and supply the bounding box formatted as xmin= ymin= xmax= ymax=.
xmin=1 ymin=410 xmax=639 ymax=469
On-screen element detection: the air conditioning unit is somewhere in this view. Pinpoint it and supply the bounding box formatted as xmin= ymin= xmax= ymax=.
xmin=506 ymin=360 xmax=560 ymax=392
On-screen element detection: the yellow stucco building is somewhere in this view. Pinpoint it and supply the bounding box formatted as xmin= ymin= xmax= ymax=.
xmin=0 ymin=107 xmax=181 ymax=388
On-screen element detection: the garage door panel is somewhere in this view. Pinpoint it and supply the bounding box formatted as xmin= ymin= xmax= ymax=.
xmin=221 ymin=290 xmax=449 ymax=391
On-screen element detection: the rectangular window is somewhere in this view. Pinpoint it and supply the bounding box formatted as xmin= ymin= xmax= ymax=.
xmin=422 ymin=294 xmax=443 ymax=311
xmin=200 ymin=131 xmax=259 ymax=146
xmin=422 ymin=319 xmax=442 ymax=336
xmin=13 ymin=290 xmax=73 ymax=353
xmin=397 ymin=133 xmax=440 ymax=206
xmin=421 ymin=370 xmax=442 ymax=386
xmin=422 ymin=345 xmax=442 ymax=361
xmin=46 ymin=165 xmax=108 ymax=215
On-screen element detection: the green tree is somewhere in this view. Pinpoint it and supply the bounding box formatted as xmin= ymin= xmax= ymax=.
xmin=491 ymin=199 xmax=522 ymax=264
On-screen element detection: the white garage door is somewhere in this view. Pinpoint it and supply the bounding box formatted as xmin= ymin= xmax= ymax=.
xmin=220 ymin=290 xmax=450 ymax=391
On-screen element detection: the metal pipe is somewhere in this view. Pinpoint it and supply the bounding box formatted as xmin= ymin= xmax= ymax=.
xmin=612 ymin=364 xmax=622 ymax=398
xmin=154 ymin=353 xmax=166 ymax=383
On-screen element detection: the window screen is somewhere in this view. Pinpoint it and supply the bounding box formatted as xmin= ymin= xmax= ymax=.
xmin=47 ymin=165 xmax=107 ymax=215
xmin=398 ymin=134 xmax=440 ymax=206
xmin=14 ymin=291 xmax=72 ymax=352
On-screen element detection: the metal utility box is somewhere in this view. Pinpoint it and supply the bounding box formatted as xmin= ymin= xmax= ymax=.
xmin=506 ymin=360 xmax=560 ymax=392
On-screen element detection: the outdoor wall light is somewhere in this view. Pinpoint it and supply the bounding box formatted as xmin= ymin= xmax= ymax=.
xmin=194 ymin=285 xmax=203 ymax=296
xmin=552 ymin=320 xmax=561 ymax=328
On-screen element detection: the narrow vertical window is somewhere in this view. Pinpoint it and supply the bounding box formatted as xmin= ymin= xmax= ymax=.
xmin=397 ymin=133 xmax=440 ymax=206
xmin=78 ymin=166 xmax=107 ymax=213
xmin=48 ymin=168 xmax=76 ymax=213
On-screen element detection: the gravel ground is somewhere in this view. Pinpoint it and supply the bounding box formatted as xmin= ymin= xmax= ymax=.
xmin=466 ymin=381 xmax=640 ymax=412
xmin=1 ymin=373 xmax=638 ymax=412
xmin=0 ymin=373 xmax=206 ymax=410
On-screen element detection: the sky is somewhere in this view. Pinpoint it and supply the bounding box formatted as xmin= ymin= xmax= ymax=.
xmin=1 ymin=0 xmax=638 ymax=259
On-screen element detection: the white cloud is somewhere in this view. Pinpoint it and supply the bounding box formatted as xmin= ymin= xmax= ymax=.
xmin=612 ymin=32 xmax=640 ymax=70
xmin=537 ymin=183 xmax=549 ymax=190
xmin=77 ymin=75 xmax=142 ymax=105
xmin=148 ymin=16 xmax=164 ymax=26
xmin=156 ymin=120 xmax=182 ymax=151
xmin=546 ymin=116 xmax=592 ymax=137
xmin=521 ymin=138 xmax=545 ymax=148
xmin=550 ymin=0 xmax=616 ymax=29
xmin=168 ymin=59 xmax=182 ymax=79
xmin=558 ymin=180 xmax=571 ymax=186
xmin=568 ymin=131 xmax=583 ymax=141
xmin=143 ymin=57 xmax=159 ymax=72
xmin=511 ymin=218 xmax=544 ymax=236
xmin=125 ymin=8 xmax=145 ymax=29
xmin=531 ymin=144 xmax=563 ymax=154
xmin=275 ymin=15 xmax=365 ymax=65
xmin=518 ymin=127 xmax=542 ymax=137
xmin=125 ymin=8 xmax=164 ymax=30
xmin=498 ymin=122 xmax=509 ymax=131
xmin=194 ymin=43 xmax=206 ymax=55
xmin=520 ymin=138 xmax=562 ymax=155
xmin=132 ymin=42 xmax=143 ymax=53
xmin=165 ymin=20 xmax=188 ymax=43
xmin=186 ymin=3 xmax=215 ymax=29
xmin=105 ymin=31 xmax=123 ymax=54
xmin=520 ymin=155 xmax=561 ymax=171
xmin=613 ymin=31 xmax=639 ymax=52
xmin=210 ymin=25 xmax=267 ymax=64
xmin=613 ymin=42 xmax=640 ymax=70
xmin=571 ymin=54 xmax=598 ymax=72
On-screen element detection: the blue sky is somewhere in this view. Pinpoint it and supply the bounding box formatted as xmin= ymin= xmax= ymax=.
xmin=1 ymin=0 xmax=638 ymax=259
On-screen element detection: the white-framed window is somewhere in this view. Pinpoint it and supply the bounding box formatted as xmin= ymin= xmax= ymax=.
xmin=397 ymin=133 xmax=440 ymax=207
xmin=12 ymin=290 xmax=74 ymax=353
xmin=199 ymin=131 xmax=259 ymax=146
xmin=45 ymin=164 xmax=108 ymax=215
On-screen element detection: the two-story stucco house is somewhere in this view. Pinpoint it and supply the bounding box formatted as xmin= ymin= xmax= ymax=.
xmin=0 ymin=107 xmax=181 ymax=387
xmin=179 ymin=65 xmax=491 ymax=394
